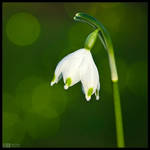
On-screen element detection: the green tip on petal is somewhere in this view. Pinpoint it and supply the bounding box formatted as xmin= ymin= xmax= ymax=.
xmin=50 ymin=74 xmax=56 ymax=86
xmin=65 ymin=77 xmax=72 ymax=87
xmin=87 ymin=88 xmax=93 ymax=97
xmin=51 ymin=74 xmax=56 ymax=82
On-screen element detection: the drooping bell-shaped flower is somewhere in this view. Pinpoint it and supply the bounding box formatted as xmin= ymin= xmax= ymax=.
xmin=51 ymin=29 xmax=100 ymax=101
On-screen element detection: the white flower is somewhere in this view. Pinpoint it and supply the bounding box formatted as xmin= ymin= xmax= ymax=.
xmin=51 ymin=48 xmax=100 ymax=101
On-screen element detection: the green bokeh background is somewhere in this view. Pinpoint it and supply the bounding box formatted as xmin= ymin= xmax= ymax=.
xmin=2 ymin=2 xmax=148 ymax=148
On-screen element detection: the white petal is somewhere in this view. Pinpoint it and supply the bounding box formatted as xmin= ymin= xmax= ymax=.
xmin=85 ymin=95 xmax=91 ymax=101
xmin=51 ymin=52 xmax=73 ymax=86
xmin=61 ymin=49 xmax=86 ymax=87
xmin=62 ymin=57 xmax=81 ymax=87
xmin=80 ymin=51 xmax=100 ymax=98
xmin=64 ymin=84 xmax=69 ymax=90
xmin=96 ymin=96 xmax=99 ymax=100
xmin=50 ymin=81 xmax=55 ymax=86
xmin=51 ymin=48 xmax=86 ymax=87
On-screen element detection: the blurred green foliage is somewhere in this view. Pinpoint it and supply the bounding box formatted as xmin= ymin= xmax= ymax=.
xmin=2 ymin=2 xmax=148 ymax=148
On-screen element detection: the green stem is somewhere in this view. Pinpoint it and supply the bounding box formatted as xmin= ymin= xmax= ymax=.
xmin=74 ymin=12 xmax=125 ymax=147
xmin=113 ymin=81 xmax=125 ymax=147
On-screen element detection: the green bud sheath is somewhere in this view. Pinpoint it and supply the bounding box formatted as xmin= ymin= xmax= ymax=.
xmin=84 ymin=29 xmax=99 ymax=51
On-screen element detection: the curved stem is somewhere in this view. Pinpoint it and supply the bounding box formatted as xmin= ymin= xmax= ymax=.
xmin=74 ymin=12 xmax=125 ymax=148
xmin=74 ymin=12 xmax=118 ymax=81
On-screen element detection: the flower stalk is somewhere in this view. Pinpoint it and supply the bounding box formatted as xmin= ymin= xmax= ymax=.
xmin=74 ymin=12 xmax=125 ymax=147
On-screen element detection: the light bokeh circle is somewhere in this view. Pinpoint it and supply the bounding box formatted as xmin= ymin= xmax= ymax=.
xmin=6 ymin=12 xmax=40 ymax=46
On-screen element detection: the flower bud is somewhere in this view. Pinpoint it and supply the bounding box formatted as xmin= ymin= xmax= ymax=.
xmin=84 ymin=29 xmax=99 ymax=50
